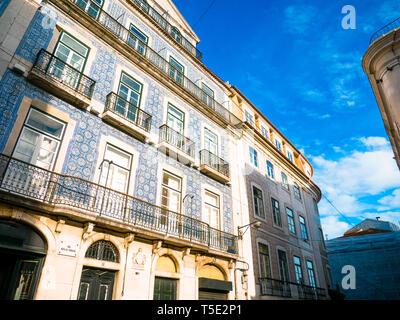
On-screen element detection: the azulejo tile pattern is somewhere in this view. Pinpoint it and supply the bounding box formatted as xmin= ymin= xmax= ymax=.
xmin=0 ymin=2 xmax=234 ymax=233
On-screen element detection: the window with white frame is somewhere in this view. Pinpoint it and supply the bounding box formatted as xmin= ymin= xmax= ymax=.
xmin=294 ymin=182 xmax=301 ymax=200
xmin=271 ymin=198 xmax=282 ymax=227
xmin=201 ymin=82 xmax=214 ymax=108
xmin=161 ymin=170 xmax=182 ymax=214
xmin=287 ymin=151 xmax=294 ymax=163
xmin=244 ymin=110 xmax=255 ymax=126
xmin=13 ymin=108 xmax=66 ymax=170
xmin=275 ymin=139 xmax=282 ymax=151
xmin=261 ymin=126 xmax=269 ymax=140
xmin=204 ymin=127 xmax=218 ymax=156
xmin=169 ymin=56 xmax=184 ymax=85
xmin=99 ymin=144 xmax=132 ymax=193
xmin=281 ymin=172 xmax=289 ymax=190
xmin=204 ymin=190 xmax=220 ymax=230
xmin=266 ymin=161 xmax=274 ymax=179
xmin=286 ymin=207 xmax=296 ymax=234
xmin=128 ymin=24 xmax=148 ymax=55
xmin=252 ymin=186 xmax=265 ymax=219
xmin=249 ymin=147 xmax=258 ymax=167
xmin=299 ymin=215 xmax=309 ymax=241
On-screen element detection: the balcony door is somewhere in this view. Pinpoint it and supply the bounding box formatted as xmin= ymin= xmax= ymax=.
xmin=5 ymin=109 xmax=65 ymax=198
xmin=116 ymin=72 xmax=142 ymax=123
xmin=166 ymin=104 xmax=185 ymax=150
xmin=51 ymin=32 xmax=89 ymax=90
xmin=160 ymin=171 xmax=182 ymax=231
xmin=128 ymin=24 xmax=148 ymax=55
xmin=74 ymin=0 xmax=104 ymax=19
xmin=168 ymin=57 xmax=184 ymax=85
xmin=204 ymin=190 xmax=220 ymax=230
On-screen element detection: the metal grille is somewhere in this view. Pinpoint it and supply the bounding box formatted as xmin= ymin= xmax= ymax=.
xmin=85 ymin=240 xmax=119 ymax=263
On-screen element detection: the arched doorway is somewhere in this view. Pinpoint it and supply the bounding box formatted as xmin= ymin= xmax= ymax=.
xmin=153 ymin=255 xmax=178 ymax=300
xmin=0 ymin=219 xmax=47 ymax=300
xmin=78 ymin=240 xmax=119 ymax=300
xmin=198 ymin=264 xmax=231 ymax=300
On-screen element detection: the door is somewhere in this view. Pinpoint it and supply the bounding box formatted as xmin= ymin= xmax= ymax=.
xmin=198 ymin=290 xmax=227 ymax=300
xmin=153 ymin=277 xmax=177 ymax=300
xmin=116 ymin=72 xmax=142 ymax=123
xmin=78 ymin=267 xmax=115 ymax=300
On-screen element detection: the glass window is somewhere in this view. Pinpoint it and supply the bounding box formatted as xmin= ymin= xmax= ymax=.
xmin=306 ymin=261 xmax=316 ymax=289
xmin=128 ymin=24 xmax=148 ymax=55
xmin=167 ymin=104 xmax=185 ymax=134
xmin=244 ymin=110 xmax=254 ymax=126
xmin=253 ymin=186 xmax=265 ymax=219
xmin=75 ymin=0 xmax=104 ymax=19
xmin=249 ymin=147 xmax=258 ymax=167
xmin=261 ymin=126 xmax=269 ymax=140
xmin=299 ymin=216 xmax=309 ymax=241
xmin=99 ymin=144 xmax=132 ymax=193
xmin=271 ymin=198 xmax=282 ymax=227
xmin=275 ymin=139 xmax=282 ymax=151
xmin=204 ymin=128 xmax=218 ymax=155
xmin=115 ymin=72 xmax=142 ymax=121
xmin=171 ymin=27 xmax=182 ymax=43
xmin=287 ymin=151 xmax=294 ymax=163
xmin=204 ymin=190 xmax=220 ymax=229
xmin=286 ymin=208 xmax=296 ymax=234
xmin=293 ymin=256 xmax=303 ymax=284
xmin=281 ymin=172 xmax=289 ymax=190
xmin=169 ymin=56 xmax=184 ymax=85
xmin=161 ymin=171 xmax=182 ymax=213
xmin=278 ymin=250 xmax=290 ymax=282
xmin=13 ymin=109 xmax=65 ymax=170
xmin=258 ymin=243 xmax=271 ymax=278
xmin=201 ymin=83 xmax=214 ymax=108
xmin=294 ymin=182 xmax=301 ymax=200
xmin=266 ymin=161 xmax=274 ymax=179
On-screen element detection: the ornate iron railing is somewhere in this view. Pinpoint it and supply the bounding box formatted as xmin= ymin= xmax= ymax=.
xmin=105 ymin=92 xmax=152 ymax=132
xmin=200 ymin=149 xmax=230 ymax=179
xmin=0 ymin=154 xmax=238 ymax=254
xmin=370 ymin=16 xmax=400 ymax=44
xmin=159 ymin=125 xmax=195 ymax=158
xmin=66 ymin=0 xmax=242 ymax=129
xmin=259 ymin=277 xmax=291 ymax=298
xmin=32 ymin=49 xmax=96 ymax=99
xmin=129 ymin=0 xmax=203 ymax=61
xmin=259 ymin=278 xmax=327 ymax=300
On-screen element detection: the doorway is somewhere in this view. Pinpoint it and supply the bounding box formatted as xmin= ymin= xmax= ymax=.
xmin=78 ymin=267 xmax=116 ymax=300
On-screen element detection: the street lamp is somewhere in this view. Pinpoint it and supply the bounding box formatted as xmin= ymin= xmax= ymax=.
xmin=237 ymin=221 xmax=261 ymax=239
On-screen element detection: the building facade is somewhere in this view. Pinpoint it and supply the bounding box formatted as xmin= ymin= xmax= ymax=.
xmin=326 ymin=219 xmax=400 ymax=300
xmin=0 ymin=0 xmax=329 ymax=300
xmin=363 ymin=20 xmax=400 ymax=170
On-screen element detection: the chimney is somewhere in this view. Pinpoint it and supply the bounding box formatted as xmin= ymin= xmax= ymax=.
xmin=376 ymin=217 xmax=380 ymax=221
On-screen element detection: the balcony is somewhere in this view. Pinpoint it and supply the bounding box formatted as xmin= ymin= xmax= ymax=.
xmin=259 ymin=278 xmax=327 ymax=300
xmin=129 ymin=0 xmax=203 ymax=61
xmin=28 ymin=49 xmax=96 ymax=109
xmin=102 ymin=92 xmax=152 ymax=142
xmin=158 ymin=125 xmax=195 ymax=166
xmin=370 ymin=17 xmax=400 ymax=44
xmin=51 ymin=0 xmax=242 ymax=129
xmin=199 ymin=149 xmax=230 ymax=184
xmin=0 ymin=154 xmax=238 ymax=255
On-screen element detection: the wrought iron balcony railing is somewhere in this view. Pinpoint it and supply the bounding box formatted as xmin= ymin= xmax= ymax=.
xmin=259 ymin=278 xmax=327 ymax=300
xmin=200 ymin=149 xmax=230 ymax=179
xmin=31 ymin=48 xmax=96 ymax=99
xmin=129 ymin=0 xmax=203 ymax=61
xmin=370 ymin=16 xmax=400 ymax=44
xmin=65 ymin=0 xmax=242 ymax=129
xmin=0 ymin=154 xmax=238 ymax=254
xmin=105 ymin=92 xmax=152 ymax=132
xmin=159 ymin=125 xmax=195 ymax=158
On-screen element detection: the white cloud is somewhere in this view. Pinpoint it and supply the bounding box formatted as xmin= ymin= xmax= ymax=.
xmin=359 ymin=136 xmax=389 ymax=148
xmin=378 ymin=189 xmax=400 ymax=208
xmin=284 ymin=5 xmax=318 ymax=35
xmin=321 ymin=215 xmax=350 ymax=240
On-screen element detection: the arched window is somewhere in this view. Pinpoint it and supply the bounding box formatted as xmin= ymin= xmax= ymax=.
xmin=155 ymin=255 xmax=177 ymax=273
xmin=171 ymin=27 xmax=182 ymax=43
xmin=85 ymin=240 xmax=119 ymax=263
xmin=267 ymin=161 xmax=274 ymax=179
xmin=199 ymin=264 xmax=226 ymax=281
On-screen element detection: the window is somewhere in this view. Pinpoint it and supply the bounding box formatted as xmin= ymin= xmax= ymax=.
xmin=52 ymin=31 xmax=90 ymax=88
xmin=116 ymin=72 xmax=143 ymax=121
xmin=244 ymin=110 xmax=255 ymax=126
xmin=201 ymin=83 xmax=214 ymax=108
xmin=293 ymin=182 xmax=301 ymax=200
xmin=266 ymin=161 xmax=274 ymax=179
xmin=99 ymin=144 xmax=132 ymax=193
xmin=75 ymin=0 xmax=104 ymax=19
xmin=258 ymin=243 xmax=271 ymax=278
xmin=249 ymin=147 xmax=258 ymax=167
xmin=167 ymin=104 xmax=185 ymax=134
xmin=13 ymin=108 xmax=66 ymax=170
xmin=171 ymin=27 xmax=182 ymax=43
xmin=278 ymin=250 xmax=290 ymax=282
xmin=204 ymin=190 xmax=220 ymax=229
xmin=299 ymin=216 xmax=309 ymax=241
xmin=169 ymin=56 xmax=184 ymax=85
xmin=287 ymin=151 xmax=294 ymax=163
xmin=271 ymin=198 xmax=282 ymax=227
xmin=161 ymin=171 xmax=182 ymax=214
xmin=275 ymin=139 xmax=282 ymax=151
xmin=204 ymin=128 xmax=218 ymax=156
xmin=306 ymin=261 xmax=316 ymax=289
xmin=85 ymin=240 xmax=120 ymax=263
xmin=286 ymin=208 xmax=296 ymax=234
xmin=252 ymin=186 xmax=265 ymax=219
xmin=281 ymin=172 xmax=289 ymax=190
xmin=293 ymin=256 xmax=303 ymax=284
xmin=128 ymin=24 xmax=148 ymax=55
xmin=261 ymin=126 xmax=269 ymax=140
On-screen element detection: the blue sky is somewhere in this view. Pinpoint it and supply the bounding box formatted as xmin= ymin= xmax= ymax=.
xmin=173 ymin=0 xmax=400 ymax=238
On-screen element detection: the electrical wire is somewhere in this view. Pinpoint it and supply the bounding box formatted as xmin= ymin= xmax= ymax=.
xmin=193 ymin=0 xmax=217 ymax=28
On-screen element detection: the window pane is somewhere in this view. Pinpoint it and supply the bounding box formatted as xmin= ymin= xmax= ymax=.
xmin=26 ymin=109 xmax=65 ymax=139
xmin=60 ymin=32 xmax=88 ymax=57
xmin=121 ymin=73 xmax=141 ymax=93
xmin=104 ymin=145 xmax=131 ymax=169
xmin=202 ymin=83 xmax=214 ymax=98
xmin=129 ymin=24 xmax=148 ymax=43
